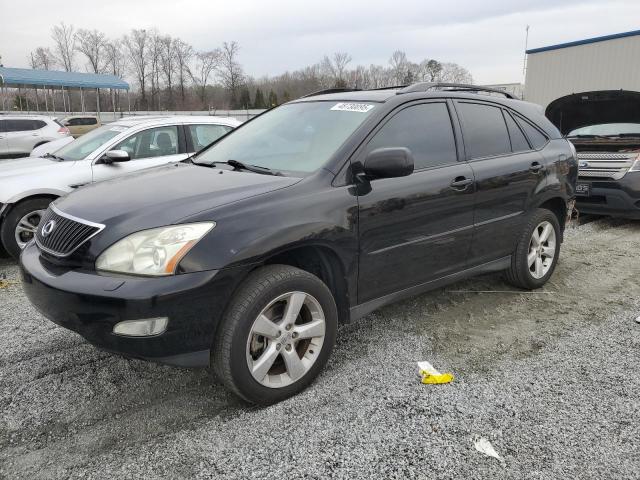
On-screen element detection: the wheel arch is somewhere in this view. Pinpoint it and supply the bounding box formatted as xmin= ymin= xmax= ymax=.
xmin=1 ymin=193 xmax=59 ymax=220
xmin=258 ymin=244 xmax=352 ymax=324
xmin=535 ymin=195 xmax=567 ymax=242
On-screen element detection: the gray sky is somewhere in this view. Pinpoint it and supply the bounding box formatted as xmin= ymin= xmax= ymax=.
xmin=1 ymin=0 xmax=638 ymax=84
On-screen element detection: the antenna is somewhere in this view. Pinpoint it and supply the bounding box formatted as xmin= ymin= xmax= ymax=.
xmin=522 ymin=25 xmax=530 ymax=79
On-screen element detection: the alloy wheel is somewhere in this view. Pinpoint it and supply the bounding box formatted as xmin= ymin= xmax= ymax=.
xmin=528 ymin=220 xmax=556 ymax=279
xmin=14 ymin=209 xmax=47 ymax=250
xmin=246 ymin=291 xmax=326 ymax=388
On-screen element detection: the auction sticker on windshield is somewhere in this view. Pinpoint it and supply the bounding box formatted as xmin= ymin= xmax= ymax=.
xmin=330 ymin=103 xmax=375 ymax=113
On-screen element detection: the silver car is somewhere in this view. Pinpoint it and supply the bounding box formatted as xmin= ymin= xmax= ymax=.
xmin=0 ymin=115 xmax=241 ymax=258
xmin=0 ymin=115 xmax=71 ymax=158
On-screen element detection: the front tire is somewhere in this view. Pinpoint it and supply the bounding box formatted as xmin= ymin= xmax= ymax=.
xmin=213 ymin=265 xmax=338 ymax=405
xmin=0 ymin=197 xmax=53 ymax=259
xmin=504 ymin=208 xmax=561 ymax=290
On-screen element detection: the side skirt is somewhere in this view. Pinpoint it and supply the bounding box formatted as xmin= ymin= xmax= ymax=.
xmin=349 ymin=256 xmax=511 ymax=322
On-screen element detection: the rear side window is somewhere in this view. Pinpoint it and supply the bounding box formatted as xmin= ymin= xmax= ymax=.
xmin=3 ymin=119 xmax=45 ymax=132
xmin=81 ymin=117 xmax=98 ymax=125
xmin=456 ymin=102 xmax=511 ymax=159
xmin=504 ymin=112 xmax=531 ymax=153
xmin=187 ymin=124 xmax=232 ymax=151
xmin=366 ymin=102 xmax=457 ymax=170
xmin=514 ymin=115 xmax=548 ymax=149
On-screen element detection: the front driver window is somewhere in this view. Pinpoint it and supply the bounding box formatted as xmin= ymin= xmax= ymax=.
xmin=115 ymin=126 xmax=179 ymax=160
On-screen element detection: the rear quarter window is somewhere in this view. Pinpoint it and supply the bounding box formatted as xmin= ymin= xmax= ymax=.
xmin=514 ymin=115 xmax=548 ymax=150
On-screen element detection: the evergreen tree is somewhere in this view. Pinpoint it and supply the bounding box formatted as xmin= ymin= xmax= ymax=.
xmin=238 ymin=86 xmax=251 ymax=109
xmin=282 ymin=90 xmax=291 ymax=103
xmin=253 ymin=88 xmax=266 ymax=109
xmin=268 ymin=90 xmax=278 ymax=107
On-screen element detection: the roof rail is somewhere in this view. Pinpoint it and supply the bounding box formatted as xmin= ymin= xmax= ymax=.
xmin=301 ymin=87 xmax=362 ymax=98
xmin=398 ymin=82 xmax=516 ymax=99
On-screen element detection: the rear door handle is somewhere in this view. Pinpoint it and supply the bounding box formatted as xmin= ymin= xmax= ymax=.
xmin=530 ymin=162 xmax=544 ymax=173
xmin=450 ymin=176 xmax=473 ymax=190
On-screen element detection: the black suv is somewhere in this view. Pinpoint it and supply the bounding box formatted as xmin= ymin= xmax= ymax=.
xmin=20 ymin=83 xmax=577 ymax=404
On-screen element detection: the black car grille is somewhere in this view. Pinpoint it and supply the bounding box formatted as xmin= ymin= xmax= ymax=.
xmin=35 ymin=207 xmax=103 ymax=257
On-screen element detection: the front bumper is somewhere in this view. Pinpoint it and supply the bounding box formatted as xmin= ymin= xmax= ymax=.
xmin=575 ymin=172 xmax=640 ymax=218
xmin=20 ymin=242 xmax=247 ymax=367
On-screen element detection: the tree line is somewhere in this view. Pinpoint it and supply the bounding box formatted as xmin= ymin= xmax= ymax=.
xmin=19 ymin=22 xmax=472 ymax=112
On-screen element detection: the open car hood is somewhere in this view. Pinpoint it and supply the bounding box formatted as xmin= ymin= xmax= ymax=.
xmin=545 ymin=90 xmax=640 ymax=135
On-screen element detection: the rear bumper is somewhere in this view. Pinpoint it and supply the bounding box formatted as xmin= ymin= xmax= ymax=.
xmin=20 ymin=242 xmax=247 ymax=367
xmin=575 ymin=173 xmax=640 ymax=218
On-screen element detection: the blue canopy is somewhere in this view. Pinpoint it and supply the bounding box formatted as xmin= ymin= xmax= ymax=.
xmin=0 ymin=67 xmax=129 ymax=90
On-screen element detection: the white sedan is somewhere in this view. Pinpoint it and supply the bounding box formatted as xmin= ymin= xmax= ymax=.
xmin=0 ymin=115 xmax=241 ymax=258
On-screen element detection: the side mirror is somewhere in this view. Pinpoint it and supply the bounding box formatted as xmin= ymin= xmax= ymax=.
xmin=102 ymin=150 xmax=130 ymax=164
xmin=362 ymin=147 xmax=414 ymax=179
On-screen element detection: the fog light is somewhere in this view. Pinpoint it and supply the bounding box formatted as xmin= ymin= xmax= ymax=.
xmin=113 ymin=317 xmax=168 ymax=337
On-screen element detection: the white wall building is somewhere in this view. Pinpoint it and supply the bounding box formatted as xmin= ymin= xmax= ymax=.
xmin=524 ymin=29 xmax=640 ymax=108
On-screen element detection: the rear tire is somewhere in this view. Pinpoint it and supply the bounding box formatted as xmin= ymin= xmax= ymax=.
xmin=213 ymin=265 xmax=338 ymax=405
xmin=504 ymin=208 xmax=560 ymax=290
xmin=0 ymin=197 xmax=53 ymax=260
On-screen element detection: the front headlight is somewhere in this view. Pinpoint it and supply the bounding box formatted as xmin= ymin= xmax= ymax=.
xmin=96 ymin=222 xmax=215 ymax=276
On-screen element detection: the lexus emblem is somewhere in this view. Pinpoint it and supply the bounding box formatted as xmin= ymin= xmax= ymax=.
xmin=579 ymin=161 xmax=589 ymax=168
xmin=41 ymin=220 xmax=57 ymax=238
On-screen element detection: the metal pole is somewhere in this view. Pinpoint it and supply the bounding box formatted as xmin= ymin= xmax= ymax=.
xmin=18 ymin=88 xmax=23 ymax=111
xmin=52 ymin=88 xmax=56 ymax=113
xmin=96 ymin=88 xmax=101 ymax=122
xmin=35 ymin=87 xmax=39 ymax=111
xmin=80 ymin=88 xmax=85 ymax=113
xmin=127 ymin=89 xmax=131 ymax=114
xmin=62 ymin=87 xmax=67 ymax=113
xmin=111 ymin=88 xmax=116 ymax=119
xmin=44 ymin=86 xmax=49 ymax=112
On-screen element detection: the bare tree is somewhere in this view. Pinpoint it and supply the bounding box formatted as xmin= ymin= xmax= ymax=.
xmin=75 ymin=29 xmax=107 ymax=73
xmin=123 ymin=29 xmax=150 ymax=109
xmin=174 ymin=39 xmax=194 ymax=106
xmin=51 ymin=22 xmax=76 ymax=71
xmin=321 ymin=52 xmax=352 ymax=87
xmin=218 ymin=41 xmax=244 ymax=107
xmin=389 ymin=50 xmax=408 ymax=84
xmin=191 ymin=49 xmax=221 ymax=107
xmin=159 ymin=35 xmax=177 ymax=109
xmin=105 ymin=39 xmax=128 ymax=110
xmin=147 ymin=30 xmax=163 ymax=110
xmin=438 ymin=62 xmax=473 ymax=83
xmin=30 ymin=47 xmax=56 ymax=69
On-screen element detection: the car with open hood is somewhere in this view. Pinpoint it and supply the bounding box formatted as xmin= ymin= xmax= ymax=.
xmin=20 ymin=83 xmax=577 ymax=404
xmin=546 ymin=90 xmax=640 ymax=218
xmin=0 ymin=115 xmax=240 ymax=258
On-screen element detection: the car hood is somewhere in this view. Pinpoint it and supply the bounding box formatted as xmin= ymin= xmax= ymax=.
xmin=55 ymin=162 xmax=302 ymax=229
xmin=0 ymin=157 xmax=75 ymax=179
xmin=546 ymin=90 xmax=640 ymax=135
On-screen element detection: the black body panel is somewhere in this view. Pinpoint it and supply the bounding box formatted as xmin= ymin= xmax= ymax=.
xmin=21 ymin=88 xmax=576 ymax=366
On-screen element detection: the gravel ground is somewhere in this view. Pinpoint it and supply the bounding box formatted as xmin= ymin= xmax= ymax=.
xmin=1 ymin=216 xmax=639 ymax=479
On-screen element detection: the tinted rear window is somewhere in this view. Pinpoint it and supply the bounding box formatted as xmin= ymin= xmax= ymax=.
xmin=456 ymin=102 xmax=511 ymax=159
xmin=3 ymin=119 xmax=46 ymax=132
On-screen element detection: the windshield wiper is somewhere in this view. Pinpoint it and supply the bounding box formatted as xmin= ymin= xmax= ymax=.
xmin=218 ymin=159 xmax=282 ymax=176
xmin=43 ymin=153 xmax=65 ymax=161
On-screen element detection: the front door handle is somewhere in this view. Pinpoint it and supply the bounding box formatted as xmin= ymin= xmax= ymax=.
xmin=450 ymin=176 xmax=473 ymax=190
xmin=530 ymin=162 xmax=544 ymax=173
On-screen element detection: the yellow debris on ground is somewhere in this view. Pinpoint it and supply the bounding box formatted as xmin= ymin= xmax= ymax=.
xmin=417 ymin=361 xmax=454 ymax=384
xmin=0 ymin=280 xmax=14 ymax=290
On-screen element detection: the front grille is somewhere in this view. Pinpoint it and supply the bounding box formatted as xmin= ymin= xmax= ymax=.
xmin=35 ymin=206 xmax=104 ymax=257
xmin=577 ymin=152 xmax=637 ymax=180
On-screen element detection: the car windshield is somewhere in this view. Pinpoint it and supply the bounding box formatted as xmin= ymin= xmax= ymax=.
xmin=568 ymin=123 xmax=640 ymax=137
xmin=194 ymin=101 xmax=378 ymax=173
xmin=54 ymin=125 xmax=129 ymax=161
